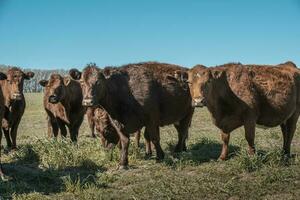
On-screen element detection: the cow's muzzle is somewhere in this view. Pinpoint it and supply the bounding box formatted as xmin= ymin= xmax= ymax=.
xmin=192 ymin=98 xmax=206 ymax=107
xmin=82 ymin=98 xmax=94 ymax=106
xmin=12 ymin=93 xmax=22 ymax=101
xmin=48 ymin=95 xmax=59 ymax=104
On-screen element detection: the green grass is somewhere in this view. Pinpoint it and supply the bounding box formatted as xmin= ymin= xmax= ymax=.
xmin=1 ymin=93 xmax=300 ymax=200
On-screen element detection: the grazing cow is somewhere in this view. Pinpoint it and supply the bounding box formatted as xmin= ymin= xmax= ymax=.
xmin=69 ymin=62 xmax=194 ymax=168
xmin=0 ymin=67 xmax=34 ymax=150
xmin=0 ymin=72 xmax=7 ymax=180
xmin=188 ymin=61 xmax=300 ymax=160
xmin=93 ymin=106 xmax=141 ymax=149
xmin=39 ymin=74 xmax=85 ymax=142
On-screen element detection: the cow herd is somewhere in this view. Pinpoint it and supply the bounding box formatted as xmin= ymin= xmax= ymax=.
xmin=0 ymin=61 xmax=299 ymax=180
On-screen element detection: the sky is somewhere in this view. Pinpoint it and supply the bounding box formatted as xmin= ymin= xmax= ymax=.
xmin=0 ymin=0 xmax=299 ymax=69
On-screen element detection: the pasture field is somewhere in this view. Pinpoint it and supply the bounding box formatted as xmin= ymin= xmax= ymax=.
xmin=0 ymin=93 xmax=300 ymax=200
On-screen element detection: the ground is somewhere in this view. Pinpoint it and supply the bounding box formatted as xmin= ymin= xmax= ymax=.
xmin=0 ymin=93 xmax=300 ymax=200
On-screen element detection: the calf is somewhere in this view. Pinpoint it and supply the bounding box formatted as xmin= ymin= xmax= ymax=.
xmin=93 ymin=106 xmax=141 ymax=149
xmin=69 ymin=62 xmax=194 ymax=168
xmin=0 ymin=67 xmax=34 ymax=150
xmin=188 ymin=61 xmax=300 ymax=160
xmin=39 ymin=74 xmax=85 ymax=142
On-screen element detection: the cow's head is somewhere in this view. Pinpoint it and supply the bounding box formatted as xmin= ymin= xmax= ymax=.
xmin=69 ymin=63 xmax=106 ymax=107
xmin=39 ymin=74 xmax=71 ymax=104
xmin=188 ymin=65 xmax=225 ymax=107
xmin=1 ymin=68 xmax=34 ymax=103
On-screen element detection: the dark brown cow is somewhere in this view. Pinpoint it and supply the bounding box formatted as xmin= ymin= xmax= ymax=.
xmin=0 ymin=72 xmax=7 ymax=180
xmin=39 ymin=74 xmax=85 ymax=142
xmin=93 ymin=106 xmax=141 ymax=149
xmin=0 ymin=67 xmax=34 ymax=150
xmin=86 ymin=107 xmax=97 ymax=138
xmin=69 ymin=62 xmax=194 ymax=168
xmin=188 ymin=61 xmax=300 ymax=160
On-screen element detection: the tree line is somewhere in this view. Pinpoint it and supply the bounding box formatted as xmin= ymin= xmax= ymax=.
xmin=0 ymin=64 xmax=68 ymax=92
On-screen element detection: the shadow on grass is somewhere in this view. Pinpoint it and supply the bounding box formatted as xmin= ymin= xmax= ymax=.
xmin=0 ymin=145 xmax=106 ymax=199
xmin=164 ymin=138 xmax=240 ymax=166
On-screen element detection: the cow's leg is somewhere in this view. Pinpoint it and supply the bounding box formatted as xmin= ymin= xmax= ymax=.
xmin=146 ymin=124 xmax=164 ymax=160
xmin=174 ymin=108 xmax=194 ymax=152
xmin=144 ymin=129 xmax=152 ymax=157
xmin=281 ymin=111 xmax=300 ymax=156
xmin=219 ymin=131 xmax=230 ymax=160
xmin=244 ymin=121 xmax=256 ymax=155
xmin=134 ymin=130 xmax=141 ymax=148
xmin=86 ymin=108 xmax=96 ymax=138
xmin=47 ymin=117 xmax=52 ymax=138
xmin=3 ymin=128 xmax=12 ymax=149
xmin=116 ymin=131 xmax=129 ymax=168
xmin=69 ymin=126 xmax=79 ymax=142
xmin=10 ymin=121 xmax=21 ymax=150
xmin=57 ymin=120 xmax=67 ymax=138
xmin=0 ymin=127 xmax=4 ymax=180
xmin=51 ymin=120 xmax=59 ymax=138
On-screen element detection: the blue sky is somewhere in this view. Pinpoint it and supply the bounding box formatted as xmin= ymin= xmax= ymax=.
xmin=0 ymin=0 xmax=299 ymax=69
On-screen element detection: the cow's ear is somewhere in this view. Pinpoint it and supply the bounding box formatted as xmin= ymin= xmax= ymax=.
xmin=24 ymin=71 xmax=35 ymax=80
xmin=211 ymin=70 xmax=225 ymax=79
xmin=98 ymin=72 xmax=106 ymax=80
xmin=176 ymin=70 xmax=188 ymax=82
xmin=63 ymin=77 xmax=71 ymax=86
xmin=0 ymin=72 xmax=7 ymax=80
xmin=166 ymin=74 xmax=178 ymax=82
xmin=69 ymin=68 xmax=82 ymax=80
xmin=39 ymin=80 xmax=48 ymax=87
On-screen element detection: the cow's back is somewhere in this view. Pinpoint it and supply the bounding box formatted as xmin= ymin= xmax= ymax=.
xmin=122 ymin=62 xmax=192 ymax=126
xmin=223 ymin=64 xmax=299 ymax=127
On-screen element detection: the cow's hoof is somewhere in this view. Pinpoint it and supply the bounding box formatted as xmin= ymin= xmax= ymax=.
xmin=174 ymin=145 xmax=183 ymax=153
xmin=0 ymin=174 xmax=12 ymax=182
xmin=217 ymin=156 xmax=226 ymax=161
xmin=117 ymin=165 xmax=129 ymax=170
xmin=144 ymin=153 xmax=152 ymax=159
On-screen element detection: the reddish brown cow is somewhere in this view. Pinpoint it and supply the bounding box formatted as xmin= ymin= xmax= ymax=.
xmin=39 ymin=74 xmax=85 ymax=142
xmin=188 ymin=61 xmax=300 ymax=160
xmin=0 ymin=72 xmax=7 ymax=180
xmin=0 ymin=67 xmax=34 ymax=150
xmin=69 ymin=62 xmax=194 ymax=168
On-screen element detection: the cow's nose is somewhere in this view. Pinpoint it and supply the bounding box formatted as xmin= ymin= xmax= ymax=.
xmin=12 ymin=93 xmax=22 ymax=100
xmin=48 ymin=95 xmax=59 ymax=104
xmin=82 ymin=98 xmax=94 ymax=106
xmin=192 ymin=98 xmax=206 ymax=107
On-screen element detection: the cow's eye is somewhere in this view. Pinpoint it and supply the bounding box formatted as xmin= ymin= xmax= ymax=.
xmin=96 ymin=80 xmax=101 ymax=85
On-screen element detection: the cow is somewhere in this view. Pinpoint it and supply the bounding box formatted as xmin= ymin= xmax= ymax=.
xmin=187 ymin=61 xmax=300 ymax=160
xmin=39 ymin=74 xmax=85 ymax=142
xmin=0 ymin=72 xmax=7 ymax=181
xmin=93 ymin=106 xmax=141 ymax=149
xmin=69 ymin=62 xmax=194 ymax=168
xmin=0 ymin=67 xmax=34 ymax=150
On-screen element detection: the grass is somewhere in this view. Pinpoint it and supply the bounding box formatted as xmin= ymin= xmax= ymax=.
xmin=0 ymin=93 xmax=300 ymax=199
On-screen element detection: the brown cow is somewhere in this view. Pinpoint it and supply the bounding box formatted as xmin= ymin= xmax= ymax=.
xmin=0 ymin=72 xmax=7 ymax=180
xmin=0 ymin=67 xmax=34 ymax=150
xmin=188 ymin=61 xmax=300 ymax=160
xmin=69 ymin=62 xmax=194 ymax=168
xmin=93 ymin=106 xmax=141 ymax=149
xmin=39 ymin=74 xmax=85 ymax=142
